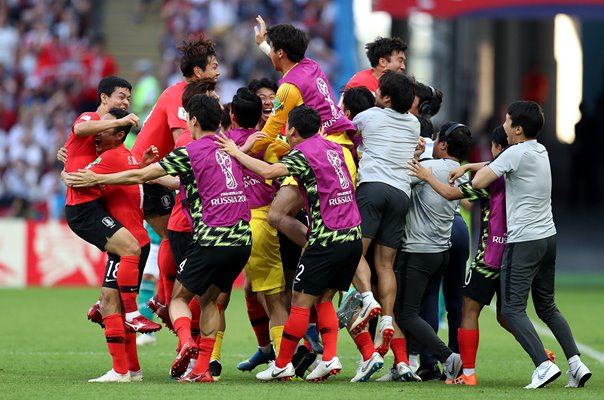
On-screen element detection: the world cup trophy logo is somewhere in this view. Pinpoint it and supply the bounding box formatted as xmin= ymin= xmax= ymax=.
xmin=326 ymin=150 xmax=349 ymax=189
xmin=316 ymin=77 xmax=339 ymax=118
xmin=215 ymin=151 xmax=237 ymax=189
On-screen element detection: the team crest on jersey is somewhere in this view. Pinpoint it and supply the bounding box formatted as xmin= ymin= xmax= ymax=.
xmin=86 ymin=157 xmax=102 ymax=169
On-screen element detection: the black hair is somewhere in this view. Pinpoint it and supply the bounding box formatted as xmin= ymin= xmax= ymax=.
xmin=182 ymin=78 xmax=217 ymax=113
xmin=231 ymin=88 xmax=262 ymax=129
xmin=365 ymin=37 xmax=408 ymax=68
xmin=221 ymin=103 xmax=232 ymax=131
xmin=342 ymin=86 xmax=375 ymax=120
xmin=507 ymin=101 xmax=544 ymax=138
xmin=414 ymin=81 xmax=443 ymax=117
xmin=248 ymin=78 xmax=278 ymax=94
xmin=97 ymin=76 xmax=132 ymax=106
xmin=108 ymin=107 xmax=131 ymax=141
xmin=187 ymin=94 xmax=222 ymax=132
xmin=177 ymin=34 xmax=217 ymax=78
xmin=378 ymin=71 xmax=414 ymax=114
xmin=287 ymin=106 xmax=320 ymax=138
xmin=417 ymin=114 xmax=434 ymax=138
xmin=266 ymin=24 xmax=308 ymax=63
xmin=490 ymin=125 xmax=508 ymax=149
xmin=437 ymin=122 xmax=472 ymax=160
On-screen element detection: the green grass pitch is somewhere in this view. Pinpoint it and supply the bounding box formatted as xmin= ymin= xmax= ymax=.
xmin=1 ymin=284 xmax=602 ymax=399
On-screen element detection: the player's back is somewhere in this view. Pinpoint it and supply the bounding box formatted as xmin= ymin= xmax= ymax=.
xmin=131 ymin=80 xmax=187 ymax=161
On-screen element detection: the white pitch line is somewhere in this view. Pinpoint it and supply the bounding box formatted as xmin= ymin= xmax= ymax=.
xmin=487 ymin=304 xmax=604 ymax=364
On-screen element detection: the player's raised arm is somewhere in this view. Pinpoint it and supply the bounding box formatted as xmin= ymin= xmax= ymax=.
xmin=65 ymin=163 xmax=166 ymax=187
xmin=74 ymin=113 xmax=140 ymax=137
xmin=215 ymin=133 xmax=288 ymax=179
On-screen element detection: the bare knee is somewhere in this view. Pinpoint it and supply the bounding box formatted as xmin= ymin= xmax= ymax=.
xmin=268 ymin=208 xmax=284 ymax=230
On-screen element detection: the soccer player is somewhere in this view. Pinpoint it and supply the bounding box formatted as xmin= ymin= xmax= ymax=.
xmin=65 ymin=93 xmax=252 ymax=383
xmin=225 ymin=88 xmax=288 ymax=370
xmin=237 ymin=78 xmax=283 ymax=372
xmin=74 ymin=108 xmax=153 ymax=382
xmin=407 ymin=126 xmax=509 ymax=385
xmin=131 ymin=35 xmax=220 ymax=322
xmin=468 ymin=101 xmax=591 ymax=389
xmin=62 ymin=76 xmax=159 ymax=334
xmin=394 ymin=123 xmax=472 ymax=383
xmin=347 ymin=72 xmax=420 ymax=381
xmin=342 ymin=36 xmax=407 ymax=95
xmin=217 ymin=105 xmax=362 ymax=382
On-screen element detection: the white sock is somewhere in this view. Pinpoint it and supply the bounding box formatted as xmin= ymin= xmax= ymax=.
xmin=568 ymin=355 xmax=580 ymax=370
xmin=463 ymin=368 xmax=475 ymax=376
xmin=408 ymin=354 xmax=419 ymax=372
xmin=259 ymin=344 xmax=272 ymax=354
xmin=379 ymin=315 xmax=393 ymax=329
xmin=125 ymin=311 xmax=140 ymax=321
xmin=361 ymin=292 xmax=374 ymax=307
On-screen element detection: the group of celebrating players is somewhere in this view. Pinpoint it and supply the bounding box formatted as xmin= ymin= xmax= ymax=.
xmin=59 ymin=15 xmax=592 ymax=389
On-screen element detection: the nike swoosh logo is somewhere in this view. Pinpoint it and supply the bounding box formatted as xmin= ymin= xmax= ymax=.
xmin=537 ymin=366 xmax=551 ymax=379
xmin=271 ymin=369 xmax=286 ymax=378
xmin=361 ymin=356 xmax=377 ymax=372
xmin=325 ymin=360 xmax=337 ymax=369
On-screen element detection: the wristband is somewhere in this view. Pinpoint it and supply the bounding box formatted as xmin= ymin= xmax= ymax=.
xmin=258 ymin=41 xmax=270 ymax=56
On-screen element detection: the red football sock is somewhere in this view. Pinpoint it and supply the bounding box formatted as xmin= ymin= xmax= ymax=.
xmin=245 ymin=294 xmax=271 ymax=347
xmin=124 ymin=332 xmax=140 ymax=372
xmin=173 ymin=316 xmax=192 ymax=349
xmin=316 ymin=301 xmax=339 ymax=361
xmin=189 ymin=297 xmax=201 ymax=338
xmin=353 ymin=331 xmax=375 ymax=361
xmin=458 ymin=328 xmax=479 ymax=369
xmin=192 ymin=337 xmax=216 ymax=375
xmin=276 ymin=306 xmax=310 ymax=368
xmin=391 ymin=338 xmax=409 ymax=365
xmin=158 ymin=239 xmax=176 ymax=305
xmin=103 ymin=314 xmax=127 ymax=374
xmin=156 ymin=277 xmax=165 ymax=305
xmin=117 ymin=255 xmax=140 ymax=314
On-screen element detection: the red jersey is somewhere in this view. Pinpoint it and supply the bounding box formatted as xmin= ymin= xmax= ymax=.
xmin=65 ymin=112 xmax=102 ymax=205
xmin=344 ymin=69 xmax=379 ymax=94
xmin=131 ymin=80 xmax=188 ymax=161
xmin=87 ymin=145 xmax=150 ymax=247
xmin=167 ymin=130 xmax=193 ymax=233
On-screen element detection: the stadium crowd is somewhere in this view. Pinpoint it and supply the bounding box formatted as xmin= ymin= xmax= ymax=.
xmin=0 ymin=0 xmax=338 ymax=219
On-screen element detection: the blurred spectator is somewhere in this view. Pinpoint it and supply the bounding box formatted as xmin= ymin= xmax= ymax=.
xmin=0 ymin=0 xmax=95 ymax=219
xmin=158 ymin=0 xmax=337 ymax=101
xmin=130 ymin=59 xmax=161 ymax=130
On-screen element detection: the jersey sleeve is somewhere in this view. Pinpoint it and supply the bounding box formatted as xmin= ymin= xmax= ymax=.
xmin=166 ymin=93 xmax=188 ymax=131
xmin=159 ymin=146 xmax=191 ymax=176
xmin=279 ymin=149 xmax=307 ymax=177
xmin=251 ymin=83 xmax=303 ymax=154
xmin=458 ymin=181 xmax=490 ymax=200
xmin=487 ymin=146 xmax=520 ymax=177
xmin=72 ymin=112 xmax=99 ymax=130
